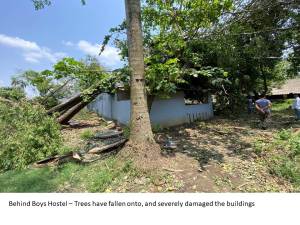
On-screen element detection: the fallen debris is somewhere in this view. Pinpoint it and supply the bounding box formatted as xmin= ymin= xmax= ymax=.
xmin=93 ymin=130 xmax=123 ymax=139
xmin=32 ymin=128 xmax=127 ymax=168
xmin=32 ymin=151 xmax=81 ymax=168
xmin=88 ymin=139 xmax=127 ymax=154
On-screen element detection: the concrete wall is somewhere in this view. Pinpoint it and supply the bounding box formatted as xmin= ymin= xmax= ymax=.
xmin=87 ymin=93 xmax=112 ymax=119
xmin=88 ymin=91 xmax=213 ymax=127
xmin=111 ymin=94 xmax=131 ymax=125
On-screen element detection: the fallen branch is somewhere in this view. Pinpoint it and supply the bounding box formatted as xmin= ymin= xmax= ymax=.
xmin=32 ymin=151 xmax=81 ymax=168
xmin=88 ymin=139 xmax=127 ymax=154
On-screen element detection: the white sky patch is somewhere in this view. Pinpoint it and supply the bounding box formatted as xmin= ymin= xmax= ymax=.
xmin=62 ymin=40 xmax=74 ymax=47
xmin=0 ymin=79 xmax=4 ymax=87
xmin=77 ymin=40 xmax=121 ymax=67
xmin=0 ymin=34 xmax=66 ymax=63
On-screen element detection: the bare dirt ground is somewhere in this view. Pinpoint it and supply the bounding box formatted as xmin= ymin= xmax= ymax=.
xmin=155 ymin=110 xmax=299 ymax=192
xmin=61 ymin=110 xmax=106 ymax=150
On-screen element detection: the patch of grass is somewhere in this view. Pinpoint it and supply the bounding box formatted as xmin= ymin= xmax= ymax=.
xmin=272 ymin=99 xmax=294 ymax=112
xmin=253 ymin=139 xmax=267 ymax=155
xmin=0 ymin=158 xmax=139 ymax=193
xmin=80 ymin=129 xmax=94 ymax=140
xmin=255 ymin=129 xmax=300 ymax=187
xmin=271 ymin=156 xmax=300 ymax=184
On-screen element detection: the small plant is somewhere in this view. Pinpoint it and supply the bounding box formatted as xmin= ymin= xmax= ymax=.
xmin=152 ymin=124 xmax=163 ymax=133
xmin=123 ymin=126 xmax=130 ymax=139
xmin=276 ymin=129 xmax=292 ymax=140
xmin=290 ymin=136 xmax=300 ymax=157
xmin=253 ymin=139 xmax=265 ymax=155
xmin=80 ymin=129 xmax=94 ymax=140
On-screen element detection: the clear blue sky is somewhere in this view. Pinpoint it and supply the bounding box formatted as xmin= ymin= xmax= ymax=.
xmin=0 ymin=0 xmax=125 ymax=86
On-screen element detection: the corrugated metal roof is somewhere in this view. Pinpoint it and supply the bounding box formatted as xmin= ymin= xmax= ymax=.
xmin=271 ymin=77 xmax=300 ymax=95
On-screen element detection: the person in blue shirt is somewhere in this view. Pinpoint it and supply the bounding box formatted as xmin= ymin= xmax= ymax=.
xmin=255 ymin=93 xmax=272 ymax=129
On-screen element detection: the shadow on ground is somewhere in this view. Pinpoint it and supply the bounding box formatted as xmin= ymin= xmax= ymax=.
xmin=157 ymin=109 xmax=299 ymax=171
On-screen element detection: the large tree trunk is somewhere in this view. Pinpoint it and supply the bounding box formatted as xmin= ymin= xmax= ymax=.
xmin=125 ymin=0 xmax=154 ymax=143
xmin=121 ymin=0 xmax=161 ymax=166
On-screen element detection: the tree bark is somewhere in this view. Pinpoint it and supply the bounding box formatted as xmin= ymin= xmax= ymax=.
xmin=47 ymin=93 xmax=82 ymax=115
xmin=57 ymin=101 xmax=88 ymax=124
xmin=260 ymin=64 xmax=268 ymax=93
xmin=47 ymin=88 xmax=102 ymax=118
xmin=125 ymin=0 xmax=155 ymax=144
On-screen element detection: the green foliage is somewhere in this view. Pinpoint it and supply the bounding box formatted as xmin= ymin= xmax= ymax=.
xmin=101 ymin=0 xmax=233 ymax=100
xmin=12 ymin=57 xmax=118 ymax=107
xmin=32 ymin=0 xmax=85 ymax=10
xmin=253 ymin=139 xmax=265 ymax=156
xmin=271 ymin=99 xmax=294 ymax=112
xmin=32 ymin=0 xmax=51 ymax=10
xmin=271 ymin=155 xmax=300 ymax=184
xmin=123 ymin=126 xmax=130 ymax=139
xmin=258 ymin=129 xmax=300 ymax=186
xmin=272 ymin=61 xmax=293 ymax=84
xmin=0 ymin=87 xmax=25 ymax=101
xmin=276 ymin=129 xmax=293 ymax=141
xmin=0 ymin=100 xmax=62 ymax=171
xmin=80 ymin=130 xmax=94 ymax=140
xmin=12 ymin=69 xmax=71 ymax=109
xmin=152 ymin=124 xmax=163 ymax=133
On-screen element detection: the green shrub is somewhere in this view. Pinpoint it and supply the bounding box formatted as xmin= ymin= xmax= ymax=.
xmin=272 ymin=156 xmax=300 ymax=184
xmin=266 ymin=130 xmax=300 ymax=186
xmin=290 ymin=137 xmax=300 ymax=157
xmin=0 ymin=100 xmax=62 ymax=171
xmin=276 ymin=129 xmax=292 ymax=140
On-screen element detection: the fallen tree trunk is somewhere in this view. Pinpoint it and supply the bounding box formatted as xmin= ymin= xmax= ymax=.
xmin=47 ymin=87 xmax=103 ymax=116
xmin=56 ymin=89 xmax=103 ymax=124
xmin=47 ymin=93 xmax=82 ymax=115
xmin=57 ymin=101 xmax=89 ymax=124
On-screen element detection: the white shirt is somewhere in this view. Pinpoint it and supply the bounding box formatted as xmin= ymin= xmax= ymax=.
xmin=292 ymin=97 xmax=300 ymax=109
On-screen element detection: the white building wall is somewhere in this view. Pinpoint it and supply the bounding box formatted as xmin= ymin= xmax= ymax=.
xmin=111 ymin=94 xmax=131 ymax=125
xmin=150 ymin=92 xmax=213 ymax=127
xmin=87 ymin=93 xmax=112 ymax=119
xmin=88 ymin=91 xmax=213 ymax=127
